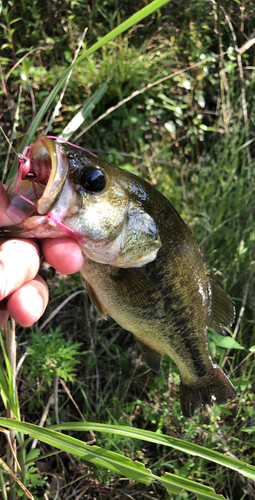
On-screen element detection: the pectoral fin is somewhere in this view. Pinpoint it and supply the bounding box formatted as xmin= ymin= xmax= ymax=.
xmin=135 ymin=339 xmax=162 ymax=372
xmin=83 ymin=279 xmax=108 ymax=321
xmin=111 ymin=269 xmax=160 ymax=308
xmin=210 ymin=279 xmax=235 ymax=335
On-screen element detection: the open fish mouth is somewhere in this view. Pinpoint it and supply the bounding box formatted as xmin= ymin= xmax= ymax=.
xmin=11 ymin=137 xmax=68 ymax=212
xmin=5 ymin=137 xmax=86 ymax=242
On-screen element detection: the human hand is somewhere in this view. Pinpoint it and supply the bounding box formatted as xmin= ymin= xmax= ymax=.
xmin=0 ymin=182 xmax=83 ymax=328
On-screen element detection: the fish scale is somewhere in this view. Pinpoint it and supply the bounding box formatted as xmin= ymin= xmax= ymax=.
xmin=1 ymin=137 xmax=236 ymax=417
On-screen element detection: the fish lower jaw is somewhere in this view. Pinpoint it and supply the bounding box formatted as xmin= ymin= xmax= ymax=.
xmin=81 ymin=238 xmax=161 ymax=268
xmin=21 ymin=215 xmax=70 ymax=238
xmin=80 ymin=243 xmax=127 ymax=267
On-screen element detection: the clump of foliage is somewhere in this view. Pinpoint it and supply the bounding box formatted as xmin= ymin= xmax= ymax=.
xmin=23 ymin=326 xmax=82 ymax=385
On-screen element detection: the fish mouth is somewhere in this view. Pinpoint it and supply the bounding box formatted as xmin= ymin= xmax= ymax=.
xmin=4 ymin=138 xmax=161 ymax=266
xmin=36 ymin=137 xmax=70 ymax=215
xmin=8 ymin=137 xmax=69 ymax=214
xmin=5 ymin=137 xmax=84 ymax=241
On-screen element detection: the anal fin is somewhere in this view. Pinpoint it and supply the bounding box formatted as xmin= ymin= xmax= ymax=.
xmin=136 ymin=339 xmax=162 ymax=372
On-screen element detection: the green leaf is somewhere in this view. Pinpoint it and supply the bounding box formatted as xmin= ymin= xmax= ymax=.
xmin=161 ymin=472 xmax=225 ymax=498
xmin=9 ymin=17 xmax=22 ymax=24
xmin=209 ymin=330 xmax=245 ymax=350
xmin=216 ymin=337 xmax=244 ymax=350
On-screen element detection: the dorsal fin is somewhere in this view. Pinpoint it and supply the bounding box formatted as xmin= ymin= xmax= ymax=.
xmin=111 ymin=269 xmax=160 ymax=308
xmin=210 ymin=279 xmax=235 ymax=335
xmin=135 ymin=339 xmax=162 ymax=372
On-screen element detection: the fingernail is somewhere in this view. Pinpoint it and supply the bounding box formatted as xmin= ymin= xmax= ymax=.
xmin=6 ymin=203 xmax=27 ymax=224
xmin=35 ymin=294 xmax=45 ymax=320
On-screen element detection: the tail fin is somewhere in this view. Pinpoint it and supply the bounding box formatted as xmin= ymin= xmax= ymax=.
xmin=180 ymin=365 xmax=236 ymax=418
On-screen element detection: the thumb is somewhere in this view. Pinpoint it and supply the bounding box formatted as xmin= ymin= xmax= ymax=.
xmin=0 ymin=182 xmax=26 ymax=226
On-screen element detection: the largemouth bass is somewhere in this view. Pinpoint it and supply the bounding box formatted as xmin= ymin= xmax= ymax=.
xmin=1 ymin=137 xmax=236 ymax=417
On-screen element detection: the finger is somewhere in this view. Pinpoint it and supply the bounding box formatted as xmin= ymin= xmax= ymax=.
xmin=0 ymin=182 xmax=27 ymax=226
xmin=0 ymin=238 xmax=41 ymax=301
xmin=7 ymin=275 xmax=49 ymax=327
xmin=41 ymin=237 xmax=83 ymax=275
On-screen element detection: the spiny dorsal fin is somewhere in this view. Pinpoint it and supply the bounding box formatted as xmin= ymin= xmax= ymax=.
xmin=84 ymin=279 xmax=108 ymax=320
xmin=111 ymin=269 xmax=160 ymax=308
xmin=135 ymin=339 xmax=162 ymax=372
xmin=210 ymin=279 xmax=235 ymax=335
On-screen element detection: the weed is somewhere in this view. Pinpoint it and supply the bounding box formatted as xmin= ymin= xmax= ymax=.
xmin=23 ymin=326 xmax=82 ymax=386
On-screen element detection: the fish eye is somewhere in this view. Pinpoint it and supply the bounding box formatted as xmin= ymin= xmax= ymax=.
xmin=80 ymin=166 xmax=106 ymax=193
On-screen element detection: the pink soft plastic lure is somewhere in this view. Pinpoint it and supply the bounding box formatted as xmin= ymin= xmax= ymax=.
xmin=15 ymin=136 xmax=94 ymax=243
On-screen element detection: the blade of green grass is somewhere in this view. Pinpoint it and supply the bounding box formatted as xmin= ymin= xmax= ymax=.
xmin=60 ymin=82 xmax=109 ymax=141
xmin=161 ymin=473 xmax=226 ymax=499
xmin=7 ymin=0 xmax=170 ymax=183
xmin=0 ymin=418 xmax=226 ymax=499
xmin=0 ymin=333 xmax=19 ymax=419
xmin=49 ymin=422 xmax=255 ymax=481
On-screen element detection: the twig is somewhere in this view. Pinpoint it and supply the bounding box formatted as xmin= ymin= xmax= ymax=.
xmin=0 ymin=455 xmax=34 ymax=499
xmin=229 ymin=350 xmax=254 ymax=377
xmin=211 ymin=1 xmax=231 ymax=129
xmin=54 ymin=376 xmax=59 ymax=425
xmin=59 ymin=378 xmax=85 ymax=422
xmin=239 ymin=37 xmax=255 ymax=55
xmin=222 ymin=284 xmax=249 ymax=368
xmin=220 ymin=6 xmax=248 ymax=126
xmin=0 ymin=62 xmax=8 ymax=98
xmin=5 ymin=45 xmax=52 ymax=83
xmin=199 ymin=214 xmax=239 ymax=247
xmin=59 ymin=378 xmax=96 ymax=443
xmin=31 ymin=393 xmax=54 ymax=449
xmin=219 ymin=4 xmax=252 ymax=162
xmin=39 ymin=290 xmax=84 ymax=331
xmin=16 ymin=351 xmax=28 ymax=377
xmin=0 ymin=428 xmax=21 ymax=471
xmin=136 ymin=134 xmax=188 ymax=170
xmin=1 ymin=85 xmax=22 ymax=184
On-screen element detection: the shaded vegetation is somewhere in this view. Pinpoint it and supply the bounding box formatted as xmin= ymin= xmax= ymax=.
xmin=1 ymin=0 xmax=255 ymax=498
